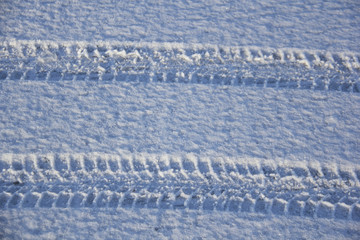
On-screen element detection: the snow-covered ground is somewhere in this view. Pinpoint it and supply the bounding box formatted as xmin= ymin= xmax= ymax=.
xmin=0 ymin=0 xmax=360 ymax=239
xmin=1 ymin=0 xmax=360 ymax=52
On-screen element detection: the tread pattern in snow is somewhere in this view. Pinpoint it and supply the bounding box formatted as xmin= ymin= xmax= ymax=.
xmin=0 ymin=41 xmax=359 ymax=93
xmin=0 ymin=153 xmax=360 ymax=221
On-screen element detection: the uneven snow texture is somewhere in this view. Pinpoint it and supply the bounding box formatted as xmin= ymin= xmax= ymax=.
xmin=2 ymin=209 xmax=360 ymax=240
xmin=1 ymin=81 xmax=360 ymax=163
xmin=1 ymin=0 xmax=360 ymax=52
xmin=1 ymin=0 xmax=360 ymax=239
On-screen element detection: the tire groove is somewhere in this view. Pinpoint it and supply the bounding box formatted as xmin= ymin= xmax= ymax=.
xmin=1 ymin=153 xmax=360 ymax=221
xmin=1 ymin=41 xmax=359 ymax=93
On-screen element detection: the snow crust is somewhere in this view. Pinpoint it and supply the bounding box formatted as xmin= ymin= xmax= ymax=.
xmin=1 ymin=0 xmax=360 ymax=239
xmin=1 ymin=0 xmax=360 ymax=52
xmin=1 ymin=209 xmax=359 ymax=240
xmin=0 ymin=81 xmax=359 ymax=163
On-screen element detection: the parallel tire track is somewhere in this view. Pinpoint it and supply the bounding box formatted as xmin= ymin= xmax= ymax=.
xmin=0 ymin=153 xmax=359 ymax=221
xmin=0 ymin=41 xmax=359 ymax=92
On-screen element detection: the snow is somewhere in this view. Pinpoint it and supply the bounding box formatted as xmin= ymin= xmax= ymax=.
xmin=1 ymin=0 xmax=360 ymax=52
xmin=2 ymin=209 xmax=360 ymax=240
xmin=1 ymin=81 xmax=359 ymax=164
xmin=1 ymin=0 xmax=360 ymax=239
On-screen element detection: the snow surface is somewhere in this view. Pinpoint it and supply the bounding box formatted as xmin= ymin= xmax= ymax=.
xmin=1 ymin=81 xmax=359 ymax=164
xmin=2 ymin=209 xmax=360 ymax=240
xmin=1 ymin=0 xmax=360 ymax=52
xmin=1 ymin=0 xmax=360 ymax=239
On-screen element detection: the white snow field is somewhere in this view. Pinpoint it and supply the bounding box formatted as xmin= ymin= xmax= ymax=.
xmin=1 ymin=0 xmax=360 ymax=239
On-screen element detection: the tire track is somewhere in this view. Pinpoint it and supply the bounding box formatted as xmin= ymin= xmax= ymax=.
xmin=0 ymin=153 xmax=359 ymax=221
xmin=0 ymin=41 xmax=359 ymax=93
